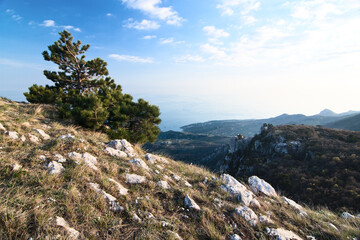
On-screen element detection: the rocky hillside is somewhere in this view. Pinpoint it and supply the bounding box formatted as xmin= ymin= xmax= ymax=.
xmin=215 ymin=124 xmax=360 ymax=212
xmin=0 ymin=98 xmax=359 ymax=240
xmin=325 ymin=114 xmax=360 ymax=132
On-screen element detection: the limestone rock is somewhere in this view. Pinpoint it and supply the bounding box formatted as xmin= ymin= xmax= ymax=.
xmin=157 ymin=180 xmax=171 ymax=189
xmin=184 ymin=180 xmax=192 ymax=188
xmin=259 ymin=213 xmax=274 ymax=224
xmin=0 ymin=123 xmax=6 ymax=132
xmin=132 ymin=214 xmax=142 ymax=223
xmin=235 ymin=206 xmax=258 ymax=227
xmin=126 ymin=174 xmax=146 ymax=184
xmin=47 ymin=161 xmax=64 ymax=174
xmin=282 ymin=197 xmax=308 ymax=217
xmin=21 ymin=122 xmax=31 ymax=127
xmin=130 ymin=158 xmax=150 ymax=171
xmin=266 ymin=228 xmax=303 ymax=240
xmin=341 ymin=212 xmax=355 ymax=219
xmin=184 ymin=195 xmax=201 ymax=210
xmin=20 ymin=135 xmax=26 ymax=142
xmin=34 ymin=129 xmax=51 ymax=140
xmin=54 ymin=154 xmax=66 ymax=163
xmin=249 ymin=198 xmax=261 ymax=208
xmin=167 ymin=231 xmax=183 ymax=240
xmin=144 ymin=153 xmax=157 ymax=164
xmin=107 ymin=139 xmax=135 ymax=156
xmin=89 ymin=183 xmax=123 ymax=212
xmin=230 ymin=234 xmax=242 ymax=240
xmin=221 ymin=174 xmax=253 ymax=206
xmin=68 ymin=152 xmax=98 ymax=171
xmin=7 ymin=131 xmax=18 ymax=140
xmin=12 ymin=163 xmax=22 ymax=171
xmin=55 ymin=216 xmax=80 ymax=239
xmin=105 ymin=147 xmax=127 ymax=159
xmin=28 ymin=134 xmax=40 ymax=144
xmin=109 ymin=178 xmax=128 ymax=195
xmin=39 ymin=155 xmax=47 ymax=161
xmin=58 ymin=134 xmax=75 ymax=140
xmin=328 ymin=223 xmax=339 ymax=231
xmin=171 ymin=174 xmax=182 ymax=181
xmin=248 ymin=176 xmax=277 ymax=197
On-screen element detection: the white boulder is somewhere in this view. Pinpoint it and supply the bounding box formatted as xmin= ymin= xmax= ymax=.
xmin=107 ymin=139 xmax=135 ymax=156
xmin=230 ymin=234 xmax=242 ymax=240
xmin=34 ymin=129 xmax=51 ymax=140
xmin=126 ymin=174 xmax=146 ymax=184
xmin=47 ymin=161 xmax=64 ymax=174
xmin=108 ymin=178 xmax=128 ymax=195
xmin=68 ymin=152 xmax=98 ymax=171
xmin=7 ymin=131 xmax=18 ymax=140
xmin=55 ymin=216 xmax=80 ymax=239
xmin=28 ymin=134 xmax=40 ymax=144
xmin=249 ymin=198 xmax=261 ymax=208
xmin=12 ymin=163 xmax=22 ymax=171
xmin=248 ymin=176 xmax=277 ymax=197
xmin=20 ymin=135 xmax=26 ymax=142
xmin=266 ymin=228 xmax=303 ymax=240
xmin=58 ymin=134 xmax=75 ymax=140
xmin=157 ymin=180 xmax=171 ymax=189
xmin=235 ymin=206 xmax=258 ymax=227
xmin=183 ymin=180 xmax=192 ymax=188
xmin=54 ymin=154 xmax=66 ymax=163
xmin=105 ymin=147 xmax=127 ymax=159
xmin=341 ymin=212 xmax=355 ymax=219
xmin=184 ymin=195 xmax=201 ymax=210
xmin=89 ymin=183 xmax=123 ymax=212
xmin=130 ymin=158 xmax=150 ymax=171
xmin=221 ymin=174 xmax=253 ymax=206
xmin=144 ymin=153 xmax=157 ymax=164
xmin=282 ymin=197 xmax=308 ymax=217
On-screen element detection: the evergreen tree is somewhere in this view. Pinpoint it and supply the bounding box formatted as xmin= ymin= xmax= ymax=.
xmin=24 ymin=31 xmax=161 ymax=143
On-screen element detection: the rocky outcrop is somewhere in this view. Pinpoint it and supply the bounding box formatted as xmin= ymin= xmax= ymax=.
xmin=109 ymin=178 xmax=128 ymax=195
xmin=47 ymin=161 xmax=64 ymax=174
xmin=7 ymin=131 xmax=18 ymax=139
xmin=125 ymin=174 xmax=146 ymax=184
xmin=130 ymin=158 xmax=150 ymax=171
xmin=89 ymin=183 xmax=123 ymax=212
xmin=105 ymin=147 xmax=127 ymax=159
xmin=107 ymin=139 xmax=136 ymax=157
xmin=55 ymin=216 xmax=80 ymax=239
xmin=248 ymin=176 xmax=277 ymax=197
xmin=68 ymin=152 xmax=98 ymax=171
xmin=34 ymin=129 xmax=51 ymax=140
xmin=157 ymin=180 xmax=171 ymax=189
xmin=283 ymin=197 xmax=308 ymax=217
xmin=220 ymin=174 xmax=253 ymax=206
xmin=235 ymin=206 xmax=258 ymax=227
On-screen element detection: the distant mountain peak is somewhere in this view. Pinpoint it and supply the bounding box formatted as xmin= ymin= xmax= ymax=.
xmin=318 ymin=109 xmax=337 ymax=116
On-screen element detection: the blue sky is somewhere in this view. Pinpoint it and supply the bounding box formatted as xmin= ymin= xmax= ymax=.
xmin=1 ymin=0 xmax=360 ymax=130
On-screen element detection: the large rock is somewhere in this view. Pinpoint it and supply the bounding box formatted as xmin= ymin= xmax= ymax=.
xmin=47 ymin=161 xmax=64 ymax=174
xmin=235 ymin=206 xmax=258 ymax=227
xmin=34 ymin=129 xmax=51 ymax=140
xmin=144 ymin=153 xmax=157 ymax=164
xmin=54 ymin=154 xmax=66 ymax=163
xmin=248 ymin=176 xmax=277 ymax=197
xmin=230 ymin=234 xmax=242 ymax=240
xmin=55 ymin=216 xmax=80 ymax=239
xmin=184 ymin=195 xmax=201 ymax=210
xmin=125 ymin=174 xmax=146 ymax=184
xmin=157 ymin=180 xmax=171 ymax=189
xmin=130 ymin=158 xmax=150 ymax=171
xmin=68 ymin=152 xmax=98 ymax=171
xmin=221 ymin=174 xmax=253 ymax=206
xmin=266 ymin=228 xmax=303 ymax=240
xmin=105 ymin=147 xmax=127 ymax=159
xmin=89 ymin=183 xmax=123 ymax=212
xmin=109 ymin=178 xmax=128 ymax=195
xmin=107 ymin=139 xmax=135 ymax=156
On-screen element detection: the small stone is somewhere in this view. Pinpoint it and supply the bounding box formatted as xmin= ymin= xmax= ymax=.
xmin=249 ymin=198 xmax=261 ymax=208
xmin=107 ymin=139 xmax=136 ymax=156
xmin=184 ymin=180 xmax=192 ymax=188
xmin=144 ymin=211 xmax=155 ymax=219
xmin=130 ymin=158 xmax=150 ymax=171
xmin=68 ymin=152 xmax=98 ymax=170
xmin=20 ymin=135 xmax=26 ymax=142
xmin=144 ymin=153 xmax=157 ymax=164
xmin=0 ymin=123 xmax=6 ymax=131
xmin=21 ymin=122 xmax=31 ymax=127
xmin=266 ymin=228 xmax=302 ymax=240
xmin=125 ymin=174 xmax=146 ymax=184
xmin=58 ymin=133 xmax=75 ymax=140
xmin=161 ymin=221 xmax=170 ymax=227
xmin=154 ymin=170 xmax=160 ymax=174
xmin=230 ymin=234 xmax=242 ymax=240
xmin=105 ymin=147 xmax=127 ymax=158
xmin=171 ymin=174 xmax=182 ymax=181
xmin=167 ymin=231 xmax=183 ymax=240
xmin=341 ymin=212 xmax=355 ymax=219
xmin=89 ymin=183 xmax=123 ymax=212
xmin=307 ymin=236 xmax=316 ymax=240
xmin=109 ymin=178 xmax=128 ymax=195
xmin=282 ymin=196 xmax=308 ymax=217
xmin=28 ymin=134 xmax=40 ymax=143
xmin=12 ymin=163 xmax=22 ymax=171
xmin=47 ymin=161 xmax=64 ymax=174
xmin=132 ymin=214 xmax=142 ymax=223
xmin=7 ymin=131 xmax=18 ymax=139
xmin=157 ymin=180 xmax=171 ymax=189
xmin=34 ymin=129 xmax=51 ymax=140
xmin=54 ymin=154 xmax=66 ymax=163
xmin=328 ymin=223 xmax=339 ymax=231
xmin=39 ymin=155 xmax=47 ymax=161
xmin=184 ymin=195 xmax=201 ymax=211
xmin=203 ymin=177 xmax=208 ymax=184
xmin=235 ymin=206 xmax=258 ymax=227
xmin=55 ymin=216 xmax=80 ymax=239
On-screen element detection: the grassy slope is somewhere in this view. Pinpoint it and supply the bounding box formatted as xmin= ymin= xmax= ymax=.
xmin=0 ymin=98 xmax=359 ymax=240
xmin=326 ymin=113 xmax=360 ymax=131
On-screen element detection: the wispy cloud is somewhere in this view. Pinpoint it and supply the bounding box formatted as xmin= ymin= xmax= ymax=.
xmin=109 ymin=54 xmax=154 ymax=63
xmin=159 ymin=38 xmax=174 ymax=44
xmin=216 ymin=0 xmax=260 ymax=16
xmin=121 ymin=0 xmax=184 ymax=26
xmin=124 ymin=18 xmax=160 ymax=30
xmin=203 ymin=26 xmax=229 ymax=38
xmin=5 ymin=9 xmax=22 ymax=22
xmin=143 ymin=35 xmax=157 ymax=39
xmin=106 ymin=13 xmax=113 ymax=17
xmin=174 ymin=54 xmax=205 ymax=63
xmin=39 ymin=19 xmax=81 ymax=32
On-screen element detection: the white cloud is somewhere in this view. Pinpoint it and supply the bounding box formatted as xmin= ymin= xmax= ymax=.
xmin=243 ymin=15 xmax=257 ymax=25
xmin=124 ymin=19 xmax=160 ymax=30
xmin=201 ymin=44 xmax=228 ymax=60
xmin=109 ymin=54 xmax=154 ymax=63
xmin=217 ymin=0 xmax=260 ymax=16
xmin=106 ymin=13 xmax=113 ymax=17
xmin=203 ymin=26 xmax=229 ymax=38
xmin=121 ymin=0 xmax=183 ymax=26
xmin=174 ymin=55 xmax=205 ymax=63
xmin=143 ymin=35 xmax=157 ymax=39
xmin=159 ymin=38 xmax=174 ymax=44
xmin=5 ymin=9 xmax=22 ymax=22
xmin=41 ymin=19 xmax=56 ymax=27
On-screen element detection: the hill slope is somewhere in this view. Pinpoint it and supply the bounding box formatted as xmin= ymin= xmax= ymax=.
xmin=0 ymin=98 xmax=359 ymax=240
xmin=215 ymin=124 xmax=360 ymax=212
xmin=325 ymin=113 xmax=360 ymax=131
